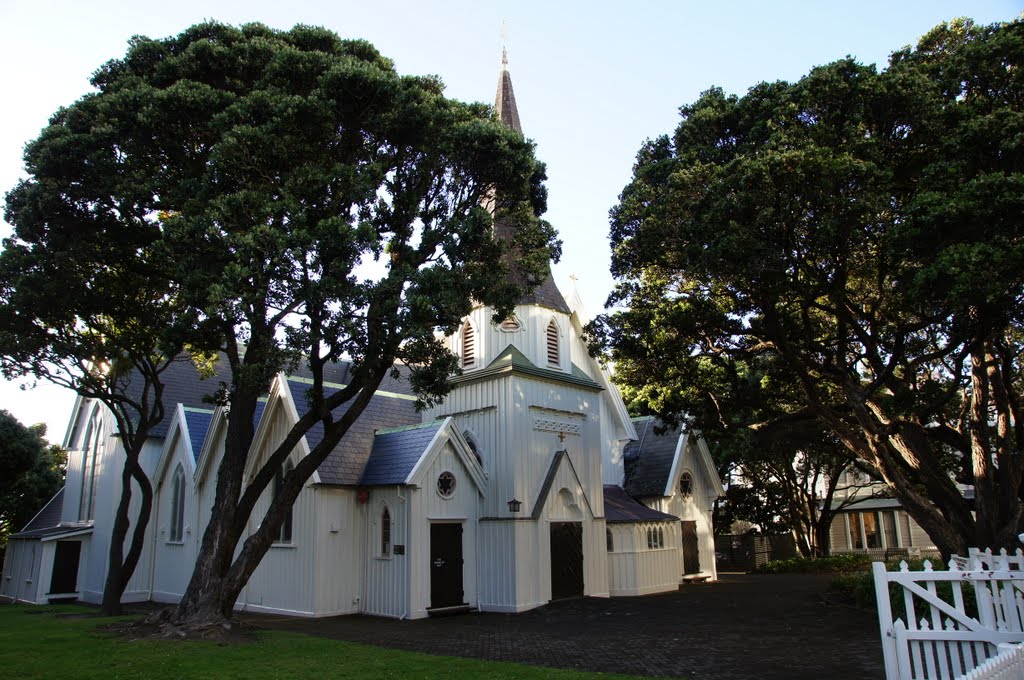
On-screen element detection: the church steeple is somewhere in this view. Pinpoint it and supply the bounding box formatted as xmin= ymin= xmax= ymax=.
xmin=494 ymin=48 xmax=522 ymax=134
xmin=491 ymin=49 xmax=570 ymax=314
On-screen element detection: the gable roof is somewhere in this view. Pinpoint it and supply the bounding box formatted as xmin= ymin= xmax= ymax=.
xmin=532 ymin=449 xmax=595 ymax=520
xmin=14 ymin=487 xmax=65 ymax=536
xmin=285 ymin=377 xmax=420 ymax=485
xmin=182 ymin=408 xmax=215 ymax=464
xmin=603 ymin=485 xmax=679 ymax=524
xmin=623 ymin=416 xmax=682 ymax=497
xmin=359 ymin=421 xmax=444 ymax=486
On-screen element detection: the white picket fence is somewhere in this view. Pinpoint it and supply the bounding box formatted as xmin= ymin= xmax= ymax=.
xmin=873 ymin=549 xmax=1024 ymax=680
xmin=958 ymin=643 xmax=1024 ymax=680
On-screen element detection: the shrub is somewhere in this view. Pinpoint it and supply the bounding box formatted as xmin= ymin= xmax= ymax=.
xmin=753 ymin=553 xmax=874 ymax=574
xmin=828 ymin=559 xmax=978 ymax=619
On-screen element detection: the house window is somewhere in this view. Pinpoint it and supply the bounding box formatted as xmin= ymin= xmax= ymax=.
xmin=606 ymin=528 xmax=614 ymax=552
xmin=461 ymin=321 xmax=476 ymax=368
xmin=169 ymin=464 xmax=185 ymax=543
xmin=499 ymin=317 xmax=521 ymax=332
xmin=848 ymin=511 xmax=895 ymax=550
xmin=380 ymin=506 xmax=391 ymax=556
xmin=273 ymin=460 xmax=294 ymax=544
xmin=546 ymin=319 xmax=559 ymax=366
xmin=78 ymin=408 xmax=104 ymax=522
xmin=679 ymin=471 xmax=694 ymax=499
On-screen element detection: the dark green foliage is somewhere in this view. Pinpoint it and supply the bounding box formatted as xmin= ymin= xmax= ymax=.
xmin=0 ymin=411 xmax=66 ymax=548
xmin=829 ymin=560 xmax=978 ymax=621
xmin=1 ymin=21 xmax=558 ymax=622
xmin=754 ymin=553 xmax=874 ymax=574
xmin=590 ymin=18 xmax=1024 ymax=558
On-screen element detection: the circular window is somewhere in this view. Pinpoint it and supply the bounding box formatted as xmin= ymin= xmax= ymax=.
xmin=679 ymin=472 xmax=694 ymax=499
xmin=437 ymin=471 xmax=456 ymax=498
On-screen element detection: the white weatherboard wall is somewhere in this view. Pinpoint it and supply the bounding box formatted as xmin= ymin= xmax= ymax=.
xmin=407 ymin=440 xmax=481 ymax=619
xmin=1 ymin=539 xmax=43 ymax=603
xmin=312 ymin=486 xmax=362 ymax=617
xmin=362 ymin=488 xmax=409 ymax=618
xmin=151 ymin=422 xmax=198 ymax=602
xmin=240 ymin=398 xmax=318 ymax=617
xmin=607 ymin=523 xmax=681 ymax=596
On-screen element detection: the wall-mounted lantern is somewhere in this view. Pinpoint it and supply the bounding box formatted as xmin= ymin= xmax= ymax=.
xmin=507 ymin=498 xmax=522 ymax=513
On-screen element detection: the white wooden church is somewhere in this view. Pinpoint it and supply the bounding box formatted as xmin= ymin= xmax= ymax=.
xmin=2 ymin=56 xmax=722 ymax=619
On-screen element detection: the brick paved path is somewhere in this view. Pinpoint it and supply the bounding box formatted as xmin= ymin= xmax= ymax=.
xmin=245 ymin=573 xmax=883 ymax=680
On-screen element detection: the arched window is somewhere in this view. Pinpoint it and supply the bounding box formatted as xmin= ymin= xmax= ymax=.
xmin=606 ymin=528 xmax=614 ymax=552
xmin=679 ymin=471 xmax=694 ymax=499
xmin=380 ymin=506 xmax=392 ymax=556
xmin=78 ymin=408 xmax=104 ymax=521
xmin=461 ymin=321 xmax=476 ymax=368
xmin=464 ymin=430 xmax=483 ymax=466
xmin=169 ymin=464 xmax=185 ymax=542
xmin=546 ymin=319 xmax=560 ymax=366
xmin=274 ymin=460 xmax=294 ymax=544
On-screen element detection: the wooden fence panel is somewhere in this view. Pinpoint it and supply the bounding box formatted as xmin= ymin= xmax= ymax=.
xmin=874 ymin=558 xmax=1024 ymax=680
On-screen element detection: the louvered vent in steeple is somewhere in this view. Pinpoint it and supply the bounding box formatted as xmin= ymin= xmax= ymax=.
xmin=462 ymin=322 xmax=476 ymax=368
xmin=546 ymin=320 xmax=559 ymax=366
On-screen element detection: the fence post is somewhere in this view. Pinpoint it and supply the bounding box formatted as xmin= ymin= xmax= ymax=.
xmin=874 ymin=561 xmax=899 ymax=680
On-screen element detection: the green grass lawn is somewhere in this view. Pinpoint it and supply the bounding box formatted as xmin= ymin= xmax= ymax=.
xmin=0 ymin=604 xmax=652 ymax=680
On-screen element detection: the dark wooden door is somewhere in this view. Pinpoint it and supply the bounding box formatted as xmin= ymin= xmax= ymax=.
xmin=430 ymin=523 xmax=464 ymax=608
xmin=681 ymin=521 xmax=701 ymax=575
xmin=549 ymin=521 xmax=584 ymax=599
xmin=49 ymin=541 xmax=81 ymax=594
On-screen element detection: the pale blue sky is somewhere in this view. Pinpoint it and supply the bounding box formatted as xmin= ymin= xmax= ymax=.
xmin=1 ymin=0 xmax=1020 ymax=441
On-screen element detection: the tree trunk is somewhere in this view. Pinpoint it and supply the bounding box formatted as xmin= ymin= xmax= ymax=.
xmin=99 ymin=437 xmax=155 ymax=616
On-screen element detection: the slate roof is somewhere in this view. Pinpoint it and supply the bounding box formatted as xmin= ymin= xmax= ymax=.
xmin=359 ymin=421 xmax=445 ymax=486
xmin=183 ymin=408 xmax=215 ymax=463
xmin=603 ymin=485 xmax=679 ymax=524
xmin=10 ymin=488 xmax=92 ymax=539
xmin=623 ymin=416 xmax=682 ymax=498
xmin=285 ymin=378 xmax=420 ymax=485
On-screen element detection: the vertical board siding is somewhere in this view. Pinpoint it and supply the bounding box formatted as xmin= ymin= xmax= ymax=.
xmin=151 ymin=432 xmax=195 ymax=601
xmin=362 ymin=487 xmax=408 ymax=618
xmin=607 ymin=523 xmax=681 ymax=596
xmin=478 ymin=520 xmax=517 ymax=610
xmin=312 ymin=487 xmax=361 ymax=616
xmin=1 ymin=539 xmax=39 ymax=602
xmin=240 ymin=401 xmax=316 ymax=615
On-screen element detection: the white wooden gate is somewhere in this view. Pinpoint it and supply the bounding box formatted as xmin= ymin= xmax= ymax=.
xmin=874 ymin=552 xmax=1024 ymax=680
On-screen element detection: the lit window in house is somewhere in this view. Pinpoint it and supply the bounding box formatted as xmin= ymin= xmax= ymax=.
xmin=546 ymin=319 xmax=559 ymax=366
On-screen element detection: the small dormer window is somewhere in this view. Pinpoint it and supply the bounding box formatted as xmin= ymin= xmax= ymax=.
xmin=461 ymin=321 xmax=475 ymax=368
xmin=546 ymin=319 xmax=559 ymax=366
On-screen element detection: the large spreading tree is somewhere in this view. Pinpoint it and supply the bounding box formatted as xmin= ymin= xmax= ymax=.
xmin=2 ymin=22 xmax=557 ymax=628
xmin=590 ymin=18 xmax=1024 ymax=559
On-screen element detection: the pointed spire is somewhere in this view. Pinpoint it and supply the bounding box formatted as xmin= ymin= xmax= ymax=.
xmin=494 ymin=46 xmax=522 ymax=133
xmin=490 ymin=46 xmax=569 ymax=314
